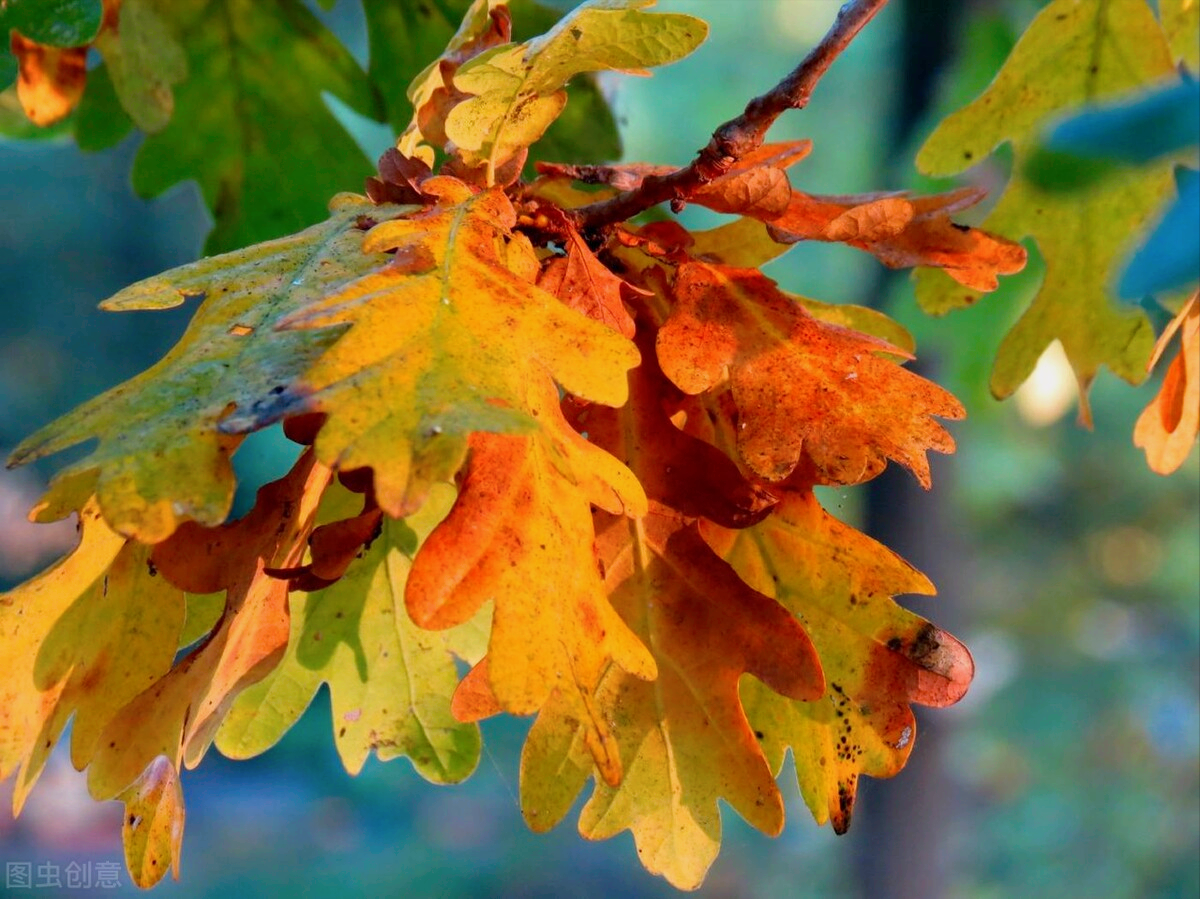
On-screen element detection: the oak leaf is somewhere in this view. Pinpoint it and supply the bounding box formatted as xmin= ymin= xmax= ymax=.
xmin=9 ymin=33 xmax=86 ymax=125
xmin=265 ymin=177 xmax=640 ymax=519
xmin=84 ymin=451 xmax=329 ymax=808
xmin=407 ymin=377 xmax=651 ymax=785
xmin=917 ymin=0 xmax=1175 ymax=421
xmin=763 ymin=187 xmax=1026 ymax=292
xmin=656 ymin=261 xmax=964 ymax=486
xmin=1161 ymin=0 xmax=1200 ymax=69
xmin=217 ymin=483 xmax=487 ymax=782
xmin=396 ymin=0 xmax=514 ymax=164
xmin=460 ymin=353 xmax=822 ymax=890
xmin=439 ymin=0 xmax=706 ymax=179
xmin=0 ymin=500 xmax=138 ymax=809
xmin=122 ymin=0 xmax=381 ymax=252
xmin=118 ymin=756 xmax=184 ymax=887
xmin=701 ymin=490 xmax=973 ymax=833
xmin=8 ymin=195 xmax=398 ymax=543
xmin=91 ymin=0 xmax=186 ymax=133
xmin=536 ymin=213 xmax=639 ymax=338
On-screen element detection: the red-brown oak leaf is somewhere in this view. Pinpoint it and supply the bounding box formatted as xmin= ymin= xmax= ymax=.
xmin=657 ymin=261 xmax=965 ymax=487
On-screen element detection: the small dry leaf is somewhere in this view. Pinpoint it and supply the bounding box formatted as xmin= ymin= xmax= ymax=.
xmin=1135 ymin=292 xmax=1200 ymax=474
xmin=536 ymin=214 xmax=640 ymax=338
xmin=764 ymin=187 xmax=1026 ymax=292
xmin=11 ymin=33 xmax=88 ymax=126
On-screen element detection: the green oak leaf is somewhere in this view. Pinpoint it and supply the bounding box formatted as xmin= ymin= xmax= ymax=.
xmin=73 ymin=62 xmax=134 ymax=150
xmin=124 ymin=0 xmax=382 ymax=253
xmin=217 ymin=484 xmax=488 ymax=783
xmin=1 ymin=48 xmax=15 ymax=93
xmin=915 ymin=0 xmax=1176 ymax=420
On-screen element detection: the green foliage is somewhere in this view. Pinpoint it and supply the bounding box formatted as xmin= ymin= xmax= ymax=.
xmin=916 ymin=0 xmax=1177 ymax=419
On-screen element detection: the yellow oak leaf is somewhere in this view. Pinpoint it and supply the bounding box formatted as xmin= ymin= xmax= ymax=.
xmin=1160 ymin=0 xmax=1200 ymax=69
xmin=270 ymin=177 xmax=639 ymax=518
xmin=0 ymin=499 xmax=125 ymax=809
xmin=441 ymin=0 xmax=706 ymax=179
xmin=118 ymin=756 xmax=185 ymax=888
xmin=397 ymin=0 xmax=513 ymax=164
xmin=407 ymin=376 xmax=651 ymax=785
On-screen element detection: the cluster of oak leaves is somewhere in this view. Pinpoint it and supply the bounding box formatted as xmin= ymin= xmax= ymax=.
xmin=4 ymin=0 xmax=1187 ymax=891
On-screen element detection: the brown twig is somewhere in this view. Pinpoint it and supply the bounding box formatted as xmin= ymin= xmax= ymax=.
xmin=567 ymin=0 xmax=890 ymax=232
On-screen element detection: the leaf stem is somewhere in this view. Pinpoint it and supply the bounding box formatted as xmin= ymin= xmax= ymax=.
xmin=566 ymin=0 xmax=890 ymax=232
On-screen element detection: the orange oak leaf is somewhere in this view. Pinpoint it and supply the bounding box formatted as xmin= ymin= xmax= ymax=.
xmin=657 ymin=261 xmax=965 ymax=486
xmin=10 ymin=33 xmax=88 ymax=126
xmin=762 ymin=186 xmax=1027 ymax=291
xmin=688 ymin=141 xmax=812 ymax=218
xmin=267 ymin=176 xmax=639 ymax=519
xmin=268 ymin=498 xmax=384 ymax=592
xmin=407 ymin=376 xmax=651 ymax=785
xmin=701 ymin=489 xmax=973 ymax=833
xmin=84 ymin=450 xmax=330 ymax=805
xmin=1135 ymin=292 xmax=1200 ymax=474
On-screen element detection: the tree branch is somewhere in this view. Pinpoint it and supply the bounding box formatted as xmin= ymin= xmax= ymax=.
xmin=566 ymin=0 xmax=890 ymax=232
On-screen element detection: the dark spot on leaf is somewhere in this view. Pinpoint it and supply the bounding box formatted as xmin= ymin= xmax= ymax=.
xmin=951 ymin=223 xmax=971 ymax=232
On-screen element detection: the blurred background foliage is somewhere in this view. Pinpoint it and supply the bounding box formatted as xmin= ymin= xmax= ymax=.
xmin=1 ymin=1 xmax=1196 ymax=897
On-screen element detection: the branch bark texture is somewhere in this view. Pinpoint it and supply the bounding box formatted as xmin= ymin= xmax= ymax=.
xmin=568 ymin=0 xmax=891 ymax=232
